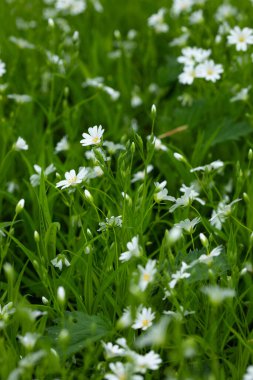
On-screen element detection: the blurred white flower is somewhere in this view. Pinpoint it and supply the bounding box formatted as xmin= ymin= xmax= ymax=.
xmin=131 ymin=165 xmax=153 ymax=183
xmin=0 ymin=60 xmax=6 ymax=77
xmin=147 ymin=8 xmax=169 ymax=33
xmin=227 ymin=26 xmax=253 ymax=51
xmin=120 ymin=236 xmax=141 ymax=262
xmin=202 ymin=286 xmax=235 ymax=304
xmin=51 ymin=254 xmax=70 ymax=270
xmin=98 ymin=216 xmax=122 ymax=232
xmin=18 ymin=332 xmax=40 ymax=350
xmin=30 ymin=164 xmax=56 ymax=187
xmin=13 ymin=137 xmax=29 ymax=151
xmin=196 ymin=60 xmax=223 ymax=82
xmin=55 ymin=135 xmax=70 ymax=153
xmin=137 ymin=260 xmax=157 ymax=291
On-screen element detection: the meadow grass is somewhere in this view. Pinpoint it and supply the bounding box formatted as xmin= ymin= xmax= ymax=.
xmin=1 ymin=0 xmax=253 ymax=379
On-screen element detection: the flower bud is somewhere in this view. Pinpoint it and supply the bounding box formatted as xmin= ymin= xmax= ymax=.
xmin=34 ymin=230 xmax=40 ymax=243
xmin=174 ymin=152 xmax=186 ymax=163
xmin=15 ymin=199 xmax=25 ymax=214
xmin=199 ymin=233 xmax=209 ymax=248
xmin=48 ymin=18 xmax=54 ymax=28
xmin=57 ymin=286 xmax=66 ymax=305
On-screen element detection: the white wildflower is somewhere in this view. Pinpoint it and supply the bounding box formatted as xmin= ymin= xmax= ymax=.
xmin=119 ymin=236 xmax=141 ymax=262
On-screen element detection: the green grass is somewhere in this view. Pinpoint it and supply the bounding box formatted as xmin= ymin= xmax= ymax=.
xmin=1 ymin=0 xmax=253 ymax=379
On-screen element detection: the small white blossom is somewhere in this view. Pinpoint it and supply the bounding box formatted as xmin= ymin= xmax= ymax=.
xmin=30 ymin=164 xmax=56 ymax=187
xmin=196 ymin=60 xmax=223 ymax=82
xmin=154 ymin=181 xmax=174 ymax=203
xmin=227 ymin=26 xmax=253 ymax=51
xmin=147 ymin=8 xmax=169 ymax=33
xmin=18 ymin=332 xmax=40 ymax=350
xmin=243 ymin=365 xmax=253 ymax=380
xmin=8 ymin=94 xmax=32 ymax=103
xmin=80 ymin=125 xmax=104 ymax=146
xmin=56 ymin=168 xmax=89 ymax=189
xmin=98 ymin=216 xmax=122 ymax=232
xmin=55 ymin=135 xmax=70 ymax=153
xmin=190 ymin=160 xmax=224 ymax=173
xmin=147 ymin=135 xmax=168 ymax=151
xmin=137 ymin=260 xmax=157 ymax=291
xmin=51 ymin=254 xmax=70 ymax=270
xmin=102 ymin=341 xmax=126 ymax=359
xmin=132 ymin=307 xmax=155 ymax=331
xmin=175 ymin=217 xmax=200 ymax=234
xmin=132 ymin=350 xmax=162 ymax=373
xmin=210 ymin=198 xmax=241 ymax=230
xmin=0 ymin=60 xmax=6 ymax=77
xmin=231 ymin=87 xmax=251 ymax=102
xmin=55 ymin=0 xmax=86 ymax=15
xmin=131 ymin=165 xmax=153 ymax=183
xmin=13 ymin=137 xmax=29 ymax=151
xmin=202 ymin=286 xmax=235 ymax=304
xmin=169 ymin=262 xmax=191 ymax=289
xmin=119 ymin=236 xmax=141 ymax=262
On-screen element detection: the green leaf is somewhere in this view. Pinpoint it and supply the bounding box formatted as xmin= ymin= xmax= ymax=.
xmin=47 ymin=311 xmax=112 ymax=357
xmin=45 ymin=222 xmax=61 ymax=261
xmin=209 ymin=120 xmax=253 ymax=146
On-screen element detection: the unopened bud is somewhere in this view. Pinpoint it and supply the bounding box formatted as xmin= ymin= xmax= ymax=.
xmin=4 ymin=262 xmax=15 ymax=281
xmin=151 ymin=104 xmax=156 ymax=118
xmin=73 ymin=31 xmax=79 ymax=42
xmin=130 ymin=142 xmax=135 ymax=154
xmin=58 ymin=329 xmax=70 ymax=346
xmin=84 ymin=189 xmax=93 ymax=202
xmin=34 ymin=230 xmax=40 ymax=243
xmin=48 ymin=18 xmax=54 ymax=28
xmin=243 ymin=192 xmax=249 ymax=203
xmin=248 ymin=148 xmax=253 ymax=161
xmin=199 ymin=233 xmax=209 ymax=248
xmin=57 ymin=286 xmax=66 ymax=304
xmin=42 ymin=296 xmax=49 ymax=305
xmin=15 ymin=199 xmax=25 ymax=214
xmin=174 ymin=152 xmax=186 ymax=163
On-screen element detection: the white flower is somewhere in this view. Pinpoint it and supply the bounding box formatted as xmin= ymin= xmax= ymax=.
xmin=131 ymin=165 xmax=153 ymax=183
xmin=98 ymin=215 xmax=122 ymax=232
xmin=164 ymin=305 xmax=195 ymax=321
xmin=57 ymin=286 xmax=66 ymax=303
xmin=135 ymin=317 xmax=170 ymax=348
xmin=13 ymin=136 xmax=29 ymax=151
xmin=169 ymin=184 xmax=205 ymax=213
xmin=138 ymin=260 xmax=157 ymax=291
xmin=0 ymin=60 xmax=6 ymax=77
xmin=175 ymin=217 xmax=200 ymax=234
xmin=230 ymin=87 xmax=251 ymax=102
xmin=9 ymin=36 xmax=35 ymax=49
xmin=132 ymin=350 xmax=162 ymax=373
xmin=227 ymin=26 xmax=253 ymax=51
xmin=15 ymin=199 xmax=25 ymax=214
xmin=172 ymin=0 xmax=194 ymax=16
xmin=8 ymin=94 xmax=32 ymax=103
xmin=55 ymin=135 xmax=70 ymax=153
xmin=154 ymin=181 xmax=174 ymax=203
xmin=210 ymin=198 xmax=241 ymax=230
xmin=189 ymin=10 xmax=203 ymax=24
xmin=132 ymin=307 xmax=155 ymax=331
xmin=215 ymin=4 xmax=237 ymax=22
xmin=243 ymin=365 xmax=253 ymax=380
xmin=102 ymin=341 xmax=126 ymax=359
xmin=118 ymin=307 xmax=132 ymax=328
xmin=179 ymin=65 xmax=198 ymax=85
xmin=103 ymin=140 xmax=125 ymax=154
xmin=178 ymin=47 xmax=211 ymax=66
xmin=105 ymin=362 xmax=143 ymax=380
xmin=119 ymin=236 xmax=141 ymax=262
xmin=197 ymin=245 xmax=223 ymax=265
xmin=55 ymin=0 xmax=86 ymax=15
xmin=18 ymin=332 xmax=40 ymax=350
xmin=147 ymin=135 xmax=168 ymax=151
xmin=30 ymin=164 xmax=56 ymax=187
xmin=80 ymin=125 xmax=104 ymax=146
xmin=202 ymin=286 xmax=235 ymax=304
xmin=0 ymin=302 xmax=15 ymax=328
xmin=196 ymin=60 xmax=223 ymax=82
xmin=56 ymin=168 xmax=89 ymax=189
xmin=190 ymin=160 xmax=224 ymax=173
xmin=147 ymin=8 xmax=169 ymax=33
xmin=169 ymin=262 xmax=191 ymax=289
xmin=51 ymin=254 xmax=70 ymax=270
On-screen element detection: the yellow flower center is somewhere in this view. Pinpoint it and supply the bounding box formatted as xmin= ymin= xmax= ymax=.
xmin=143 ymin=273 xmax=151 ymax=282
xmin=92 ymin=136 xmax=100 ymax=144
xmin=238 ymin=34 xmax=246 ymax=43
xmin=142 ymin=319 xmax=149 ymax=327
xmin=68 ymin=176 xmax=77 ymax=184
